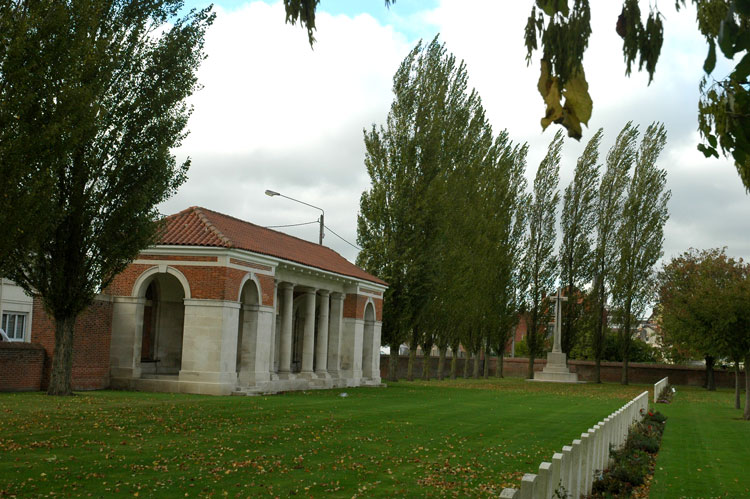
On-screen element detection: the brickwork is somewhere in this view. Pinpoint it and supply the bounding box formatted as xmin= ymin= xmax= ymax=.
xmin=229 ymin=258 xmax=272 ymax=272
xmin=256 ymin=274 xmax=275 ymax=307
xmin=379 ymin=354 xmax=744 ymax=388
xmin=0 ymin=342 xmax=45 ymax=391
xmin=106 ymin=263 xmax=152 ymax=296
xmin=343 ymin=294 xmax=368 ymax=319
xmin=374 ymin=298 xmax=383 ymax=321
xmin=108 ymin=263 xmax=250 ymax=302
xmin=31 ymin=297 xmax=113 ymax=390
xmin=138 ymin=254 xmax=218 ymax=262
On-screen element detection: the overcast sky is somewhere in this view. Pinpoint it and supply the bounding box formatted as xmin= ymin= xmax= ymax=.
xmin=164 ymin=0 xmax=750 ymax=269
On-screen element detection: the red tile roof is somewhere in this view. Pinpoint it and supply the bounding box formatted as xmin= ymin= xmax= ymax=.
xmin=157 ymin=207 xmax=386 ymax=286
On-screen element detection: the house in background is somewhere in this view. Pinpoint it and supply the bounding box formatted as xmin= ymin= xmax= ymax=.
xmin=0 ymin=279 xmax=34 ymax=342
xmin=23 ymin=207 xmax=387 ymax=395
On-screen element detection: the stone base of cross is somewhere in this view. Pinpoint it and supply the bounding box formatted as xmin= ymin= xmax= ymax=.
xmin=532 ymin=288 xmax=580 ymax=384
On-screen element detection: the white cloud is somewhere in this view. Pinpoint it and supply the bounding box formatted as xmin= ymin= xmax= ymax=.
xmin=162 ymin=2 xmax=411 ymax=261
xmin=163 ymin=0 xmax=750 ymax=269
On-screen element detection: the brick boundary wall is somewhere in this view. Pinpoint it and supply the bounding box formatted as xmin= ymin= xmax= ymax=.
xmin=31 ymin=296 xmax=114 ymax=391
xmin=0 ymin=342 xmax=45 ymax=392
xmin=380 ymin=354 xmax=744 ymax=388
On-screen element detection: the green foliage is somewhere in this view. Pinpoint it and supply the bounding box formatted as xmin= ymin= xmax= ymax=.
xmin=527 ymin=0 xmax=750 ymax=191
xmin=657 ymin=248 xmax=750 ymax=369
xmin=560 ymin=129 xmax=601 ymax=356
xmin=0 ymin=0 xmax=214 ymax=394
xmin=514 ymin=337 xmax=530 ymax=358
xmin=357 ymin=36 xmax=528 ymax=373
xmin=590 ymin=123 xmax=638 ymax=379
xmin=611 ymin=122 xmax=670 ymax=383
xmin=521 ymin=131 xmax=562 ymax=376
xmin=525 ymin=0 xmax=593 ymax=139
xmin=592 ymin=410 xmax=666 ymax=496
xmin=600 ymin=333 xmax=660 ymax=362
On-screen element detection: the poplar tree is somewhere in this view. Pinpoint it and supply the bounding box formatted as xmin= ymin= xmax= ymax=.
xmin=357 ymin=36 xmax=493 ymax=380
xmin=591 ymin=123 xmax=638 ymax=383
xmin=559 ymin=129 xmax=602 ymax=358
xmin=612 ymin=122 xmax=670 ymax=384
xmin=0 ymin=1 xmax=214 ymax=395
xmin=521 ymin=131 xmax=562 ymax=379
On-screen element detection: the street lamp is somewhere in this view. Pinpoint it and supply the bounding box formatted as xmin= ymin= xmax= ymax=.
xmin=265 ymin=189 xmax=324 ymax=245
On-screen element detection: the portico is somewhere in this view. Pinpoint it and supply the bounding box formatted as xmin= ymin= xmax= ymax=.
xmin=107 ymin=206 xmax=386 ymax=395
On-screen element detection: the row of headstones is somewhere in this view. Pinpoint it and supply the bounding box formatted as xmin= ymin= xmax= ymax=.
xmin=654 ymin=376 xmax=669 ymax=403
xmin=500 ymin=391 xmax=650 ymax=499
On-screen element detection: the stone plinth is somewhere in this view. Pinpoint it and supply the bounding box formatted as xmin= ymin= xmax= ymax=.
xmin=533 ymin=351 xmax=580 ymax=383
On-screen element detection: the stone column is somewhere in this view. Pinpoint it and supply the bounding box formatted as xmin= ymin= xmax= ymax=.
xmin=109 ymin=296 xmax=146 ymax=381
xmin=237 ymin=304 xmax=273 ymax=388
xmin=326 ymin=292 xmax=344 ymax=380
xmin=178 ymin=299 xmax=240 ymax=395
xmin=315 ymin=290 xmax=330 ymax=378
xmin=278 ymin=283 xmax=294 ymax=378
xmin=268 ymin=280 xmax=278 ymax=376
xmin=299 ymin=288 xmax=316 ymax=377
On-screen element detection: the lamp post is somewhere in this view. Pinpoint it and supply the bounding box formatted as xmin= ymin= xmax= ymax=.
xmin=265 ymin=189 xmax=324 ymax=245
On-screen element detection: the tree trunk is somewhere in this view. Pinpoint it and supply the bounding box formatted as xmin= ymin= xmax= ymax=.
xmin=705 ymin=355 xmax=716 ymax=391
xmin=47 ymin=315 xmax=76 ymax=396
xmin=496 ymin=353 xmax=504 ymax=378
xmin=472 ymin=350 xmax=480 ymax=378
xmin=407 ymin=343 xmax=416 ymax=381
xmin=527 ymin=308 xmax=538 ymax=379
xmin=463 ymin=352 xmax=471 ymax=378
xmin=437 ymin=347 xmax=446 ymax=380
xmin=450 ymin=349 xmax=457 ymax=380
xmin=621 ymin=304 xmax=632 ymax=385
xmin=483 ymin=349 xmax=490 ymax=379
xmin=422 ymin=348 xmax=431 ymax=381
xmin=594 ymin=282 xmax=605 ymax=384
xmin=388 ymin=347 xmax=400 ymax=382
xmin=735 ymin=360 xmax=741 ymax=410
xmin=744 ymin=353 xmax=749 ymax=421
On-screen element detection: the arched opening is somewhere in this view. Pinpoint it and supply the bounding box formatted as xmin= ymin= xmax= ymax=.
xmin=139 ymin=272 xmax=186 ymax=375
xmin=237 ymin=278 xmax=260 ymax=377
xmin=362 ymin=302 xmax=375 ymax=379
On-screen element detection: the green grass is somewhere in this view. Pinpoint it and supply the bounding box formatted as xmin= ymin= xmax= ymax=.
xmin=650 ymin=385 xmax=750 ymax=498
xmin=0 ymin=379 xmax=647 ymax=497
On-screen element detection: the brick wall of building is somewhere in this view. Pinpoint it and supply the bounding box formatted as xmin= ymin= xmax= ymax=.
xmin=256 ymin=274 xmax=275 ymax=307
xmin=106 ymin=260 xmax=270 ymax=305
xmin=379 ymin=354 xmax=744 ymax=389
xmin=0 ymin=342 xmax=45 ymax=391
xmin=31 ymin=296 xmax=113 ymax=390
xmin=343 ymin=294 xmax=382 ymax=320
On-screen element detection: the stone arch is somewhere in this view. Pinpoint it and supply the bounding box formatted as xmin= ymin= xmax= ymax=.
xmin=237 ymin=273 xmax=261 ymax=305
xmin=136 ymin=270 xmax=187 ymax=375
xmin=236 ymin=275 xmax=261 ymax=376
xmin=132 ymin=265 xmax=191 ymax=300
xmin=362 ymin=300 xmax=376 ymax=379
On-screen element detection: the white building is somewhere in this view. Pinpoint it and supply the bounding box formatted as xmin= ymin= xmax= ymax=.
xmin=0 ymin=279 xmax=33 ymax=342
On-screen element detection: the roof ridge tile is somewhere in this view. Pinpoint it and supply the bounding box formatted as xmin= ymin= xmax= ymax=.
xmin=192 ymin=207 xmax=232 ymax=248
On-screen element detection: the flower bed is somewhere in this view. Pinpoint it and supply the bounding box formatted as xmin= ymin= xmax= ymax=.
xmin=590 ymin=409 xmax=667 ymax=498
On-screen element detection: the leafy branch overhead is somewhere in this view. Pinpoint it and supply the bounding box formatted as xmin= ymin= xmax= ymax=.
xmin=527 ymin=0 xmax=749 ymax=192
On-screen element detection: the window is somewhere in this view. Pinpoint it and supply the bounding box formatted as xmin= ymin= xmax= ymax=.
xmin=1 ymin=312 xmax=26 ymax=341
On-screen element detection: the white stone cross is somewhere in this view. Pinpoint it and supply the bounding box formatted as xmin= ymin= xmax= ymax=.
xmin=552 ymin=288 xmax=568 ymax=353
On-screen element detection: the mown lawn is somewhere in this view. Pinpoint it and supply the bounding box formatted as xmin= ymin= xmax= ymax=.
xmin=0 ymin=379 xmax=646 ymax=497
xmin=650 ymin=385 xmax=750 ymax=498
